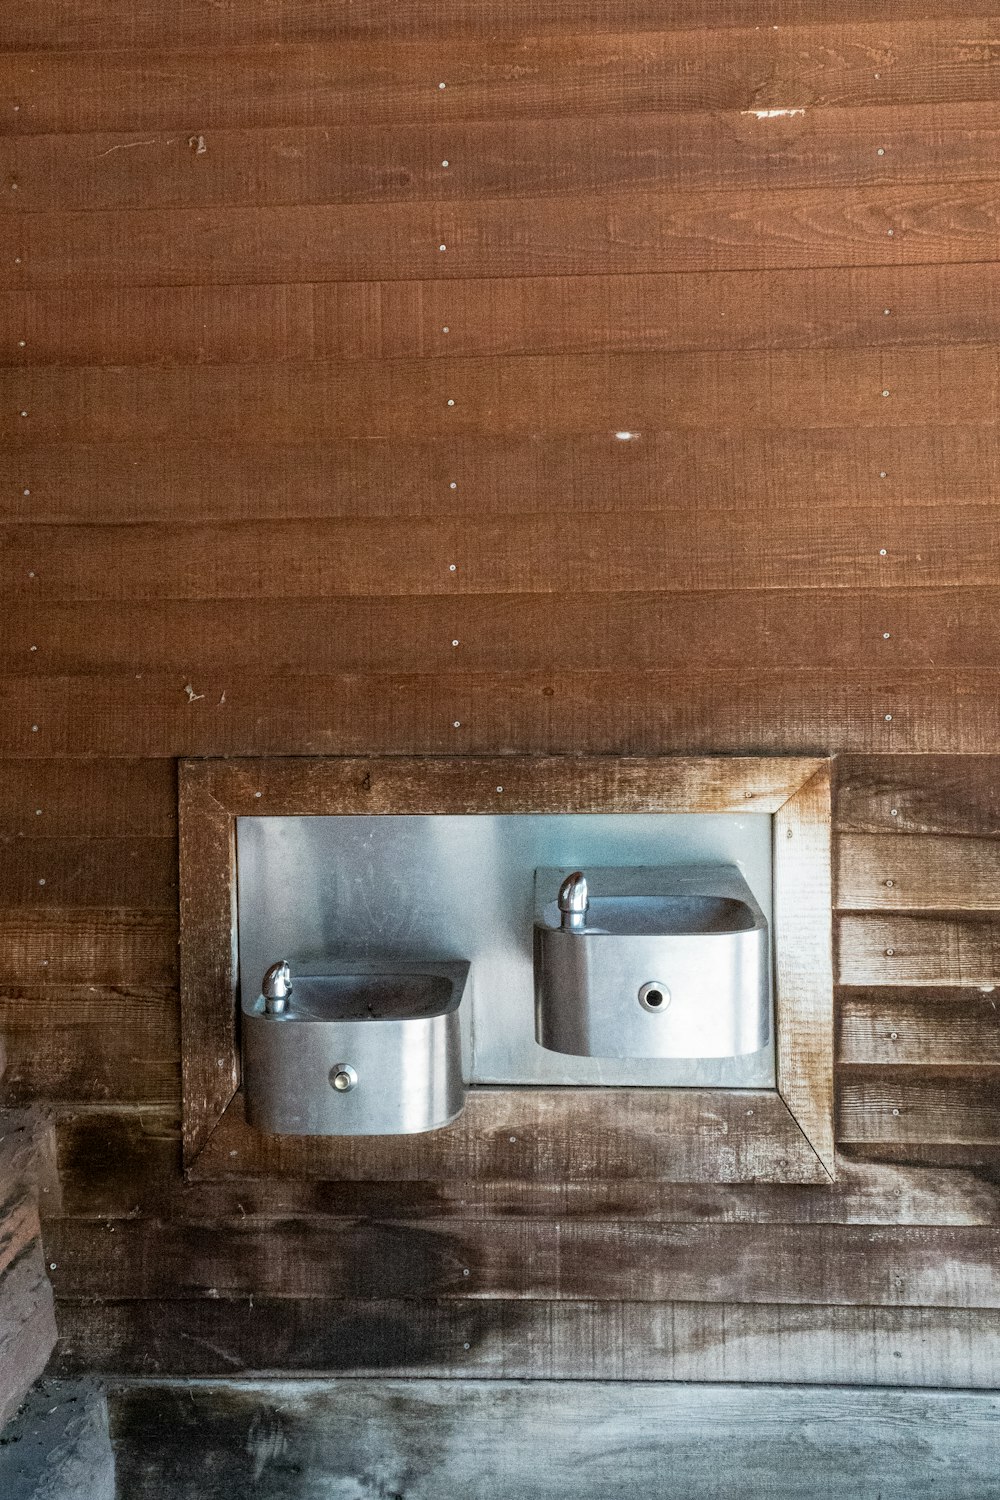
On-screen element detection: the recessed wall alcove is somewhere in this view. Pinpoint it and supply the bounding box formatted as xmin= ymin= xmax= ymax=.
xmin=179 ymin=756 xmax=835 ymax=1182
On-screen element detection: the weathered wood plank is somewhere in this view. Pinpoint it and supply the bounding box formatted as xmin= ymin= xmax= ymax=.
xmin=7 ymin=104 xmax=1000 ymax=214
xmin=104 ymin=1380 xmax=1000 ymax=1500
xmin=4 ymin=429 xmax=996 ymax=526
xmin=837 ymin=755 xmax=1000 ymax=836
xmin=839 ymin=913 xmax=1000 ymax=986
xmin=54 ymin=1298 xmax=1000 ymax=1386
xmin=838 ymin=1070 xmax=1000 ymax=1143
xmin=43 ymin=1215 xmax=1000 ymax=1306
xmin=0 ymin=838 xmax=177 ymax=909
xmin=837 ymin=833 xmax=1000 ymax=910
xmin=5 ymin=183 xmax=999 ymax=287
xmin=49 ymin=1109 xmax=1000 ymax=1226
xmin=2 ymin=670 xmax=999 ymax=757
xmin=6 ymin=1 xmax=994 ymax=51
xmin=0 ymin=760 xmax=176 ymax=838
xmin=6 ymin=21 xmax=1000 ymax=134
xmin=191 ymin=1089 xmax=825 ymax=1186
xmin=5 ymin=510 xmax=1000 ymax=602
xmin=839 ymin=990 xmax=1000 ymax=1065
xmin=9 ymin=264 xmax=1000 ymax=367
xmin=0 ymin=987 xmax=179 ymax=1104
xmin=4 ymin=590 xmax=1000 ymax=676
xmin=774 ymin=766 xmax=834 ymax=1175
xmin=5 ymin=351 xmax=998 ymax=443
xmin=0 ymin=908 xmax=178 ymax=985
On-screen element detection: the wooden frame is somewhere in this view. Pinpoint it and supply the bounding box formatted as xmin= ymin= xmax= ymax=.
xmin=179 ymin=756 xmax=835 ymax=1181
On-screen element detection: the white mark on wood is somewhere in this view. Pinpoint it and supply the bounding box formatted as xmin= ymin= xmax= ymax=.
xmin=189 ymin=134 xmax=207 ymax=156
xmin=96 ymin=138 xmax=156 ymax=157
xmin=183 ymin=683 xmax=206 ymax=702
xmin=741 ymin=108 xmax=806 ymax=119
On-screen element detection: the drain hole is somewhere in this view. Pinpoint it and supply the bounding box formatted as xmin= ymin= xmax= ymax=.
xmin=638 ymin=981 xmax=671 ymax=1013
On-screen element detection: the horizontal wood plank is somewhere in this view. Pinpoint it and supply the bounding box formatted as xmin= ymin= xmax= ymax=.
xmin=6 ymin=264 xmax=1000 ymax=367
xmin=6 ymin=589 xmax=999 ymax=676
xmin=837 ymin=755 xmax=1000 ymax=836
xmin=0 ymin=760 xmax=175 ymax=838
xmin=0 ymin=908 xmax=177 ymax=985
xmin=0 ymin=838 xmax=176 ymax=908
xmin=837 ymin=833 xmax=1000 ymax=910
xmin=4 ymin=350 xmax=998 ymax=442
xmin=42 ymin=1216 xmax=1000 ymax=1306
xmin=9 ymin=2 xmax=997 ymax=51
xmin=5 ymin=429 xmax=997 ymax=525
xmin=838 ymin=1069 xmax=1000 ymax=1143
xmin=190 ymin=1090 xmax=825 ymax=1185
xmin=54 ymin=1298 xmax=1000 ymax=1386
xmin=6 ymin=509 xmax=1000 ymax=603
xmin=103 ymin=1380 xmax=1000 ymax=1500
xmin=1 ymin=670 xmax=998 ymax=756
xmin=0 ymin=986 xmax=179 ymax=1104
xmin=6 ymin=21 xmax=1000 ymax=133
xmin=7 ymin=104 xmax=1000 ymax=214
xmin=46 ymin=1110 xmax=1000 ymax=1224
xmin=839 ymin=990 xmax=1000 ymax=1065
xmin=4 ymin=182 xmax=998 ymax=287
xmin=839 ymin=913 xmax=1000 ymax=985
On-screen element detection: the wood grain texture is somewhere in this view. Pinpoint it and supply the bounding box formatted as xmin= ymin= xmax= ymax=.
xmin=837 ymin=755 xmax=1000 ymax=836
xmin=7 ymin=104 xmax=1000 ymax=214
xmin=102 ymin=1380 xmax=1000 ymax=1500
xmin=5 ymin=350 xmax=998 ymax=441
xmin=774 ymin=766 xmax=835 ymax=1174
xmin=178 ymin=778 xmax=237 ymax=1164
xmin=4 ymin=428 xmax=996 ymax=525
xmin=43 ymin=1215 xmax=1000 ymax=1306
xmin=0 ymin=987 xmax=179 ymax=1104
xmin=2 ymin=671 xmax=999 ymax=757
xmin=9 ymin=264 xmax=1000 ymax=366
xmin=839 ymin=913 xmax=1000 ymax=986
xmin=6 ymin=508 xmax=1000 ymax=603
xmin=6 ymin=589 xmax=1000 ymax=676
xmin=6 ymin=20 xmax=1000 ymax=134
xmin=838 ymin=1070 xmax=1000 ymax=1143
xmin=839 ymin=990 xmax=1000 ymax=1065
xmin=6 ymin=1 xmax=997 ymax=51
xmin=190 ymin=1090 xmax=826 ymax=1186
xmin=0 ymin=760 xmax=176 ymax=838
xmin=54 ymin=1299 xmax=1000 ymax=1386
xmin=0 ymin=908 xmax=177 ymax=985
xmin=5 ymin=183 xmax=999 ymax=288
xmin=838 ymin=834 xmax=1000 ymax=910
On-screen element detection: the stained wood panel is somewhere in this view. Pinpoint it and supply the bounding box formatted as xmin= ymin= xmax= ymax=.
xmin=5 ymin=182 xmax=999 ymax=288
xmin=8 ymin=264 xmax=1000 ymax=367
xmin=7 ymin=20 xmax=1000 ymax=134
xmin=54 ymin=1299 xmax=1000 ymax=1386
xmin=5 ymin=509 xmax=999 ymax=602
xmin=838 ymin=834 xmax=1000 ymax=909
xmin=838 ymin=1071 xmax=1000 ymax=1143
xmin=0 ymin=987 xmax=179 ymax=1104
xmin=5 ymin=588 xmax=996 ymax=676
xmin=42 ymin=1216 xmax=1000 ymax=1305
xmin=839 ymin=914 xmax=1000 ymax=985
xmin=837 ymin=755 xmax=1000 ymax=836
xmin=3 ymin=669 xmax=999 ymax=757
xmin=7 ymin=104 xmax=1000 ymax=214
xmin=839 ymin=991 xmax=1000 ymax=1065
xmin=4 ymin=428 xmax=996 ymax=525
xmin=5 ymin=349 xmax=997 ymax=441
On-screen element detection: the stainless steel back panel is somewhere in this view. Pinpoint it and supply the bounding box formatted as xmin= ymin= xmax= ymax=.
xmin=236 ymin=813 xmax=776 ymax=1088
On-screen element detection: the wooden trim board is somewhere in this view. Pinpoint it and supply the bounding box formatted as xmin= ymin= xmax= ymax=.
xmin=178 ymin=756 xmax=835 ymax=1179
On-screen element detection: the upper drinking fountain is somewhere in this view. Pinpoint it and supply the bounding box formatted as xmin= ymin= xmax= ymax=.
xmin=534 ymin=865 xmax=770 ymax=1060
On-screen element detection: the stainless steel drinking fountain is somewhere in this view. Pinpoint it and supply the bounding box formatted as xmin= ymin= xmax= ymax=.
xmin=534 ymin=866 xmax=770 ymax=1059
xmin=241 ymin=958 xmax=470 ymax=1135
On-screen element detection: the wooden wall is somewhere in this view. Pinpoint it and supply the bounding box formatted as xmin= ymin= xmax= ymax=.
xmin=1 ymin=1 xmax=999 ymax=1382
